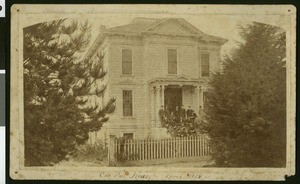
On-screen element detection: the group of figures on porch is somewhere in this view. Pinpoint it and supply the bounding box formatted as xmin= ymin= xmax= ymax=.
xmin=159 ymin=105 xmax=201 ymax=122
xmin=158 ymin=105 xmax=206 ymax=137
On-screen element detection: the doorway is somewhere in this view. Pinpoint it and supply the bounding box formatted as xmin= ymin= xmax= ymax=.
xmin=164 ymin=87 xmax=182 ymax=113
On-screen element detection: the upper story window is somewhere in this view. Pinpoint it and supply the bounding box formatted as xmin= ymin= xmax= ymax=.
xmin=122 ymin=49 xmax=132 ymax=75
xmin=168 ymin=49 xmax=177 ymax=74
xmin=123 ymin=90 xmax=133 ymax=117
xmin=201 ymin=54 xmax=210 ymax=77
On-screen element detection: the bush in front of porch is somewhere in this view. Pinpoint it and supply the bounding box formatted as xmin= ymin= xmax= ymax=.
xmin=159 ymin=111 xmax=206 ymax=137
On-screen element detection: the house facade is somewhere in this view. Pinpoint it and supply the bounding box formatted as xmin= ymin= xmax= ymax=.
xmin=85 ymin=17 xmax=227 ymax=142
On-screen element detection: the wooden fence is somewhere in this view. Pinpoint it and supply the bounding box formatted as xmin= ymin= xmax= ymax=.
xmin=108 ymin=135 xmax=211 ymax=165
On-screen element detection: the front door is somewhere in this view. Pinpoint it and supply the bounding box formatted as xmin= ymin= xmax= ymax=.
xmin=164 ymin=87 xmax=182 ymax=113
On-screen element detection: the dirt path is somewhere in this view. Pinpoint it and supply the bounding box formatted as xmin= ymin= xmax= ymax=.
xmin=142 ymin=157 xmax=213 ymax=167
xmin=56 ymin=157 xmax=213 ymax=168
xmin=56 ymin=159 xmax=108 ymax=167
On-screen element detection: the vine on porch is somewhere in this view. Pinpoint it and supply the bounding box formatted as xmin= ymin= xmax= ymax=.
xmin=159 ymin=108 xmax=206 ymax=137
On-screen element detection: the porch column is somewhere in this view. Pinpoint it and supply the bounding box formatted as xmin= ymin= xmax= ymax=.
xmin=161 ymin=85 xmax=165 ymax=107
xmin=195 ymin=86 xmax=201 ymax=116
xmin=200 ymin=87 xmax=204 ymax=109
xmin=155 ymin=86 xmax=160 ymax=125
xmin=150 ymin=86 xmax=155 ymax=127
xmin=157 ymin=85 xmax=165 ymax=128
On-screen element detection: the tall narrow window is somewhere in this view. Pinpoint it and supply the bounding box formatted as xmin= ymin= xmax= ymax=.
xmin=123 ymin=90 xmax=133 ymax=117
xmin=122 ymin=49 xmax=132 ymax=75
xmin=168 ymin=49 xmax=177 ymax=74
xmin=201 ymin=54 xmax=210 ymax=77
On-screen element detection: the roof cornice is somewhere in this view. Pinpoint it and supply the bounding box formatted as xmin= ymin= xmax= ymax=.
xmin=84 ymin=18 xmax=228 ymax=60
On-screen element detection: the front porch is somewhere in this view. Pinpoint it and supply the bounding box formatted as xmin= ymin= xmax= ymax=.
xmin=148 ymin=76 xmax=207 ymax=136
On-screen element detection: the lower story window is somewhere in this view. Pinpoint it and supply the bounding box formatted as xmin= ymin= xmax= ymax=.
xmin=123 ymin=133 xmax=133 ymax=139
xmin=123 ymin=90 xmax=133 ymax=117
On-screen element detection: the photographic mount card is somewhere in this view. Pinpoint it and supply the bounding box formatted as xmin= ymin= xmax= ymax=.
xmin=10 ymin=4 xmax=296 ymax=181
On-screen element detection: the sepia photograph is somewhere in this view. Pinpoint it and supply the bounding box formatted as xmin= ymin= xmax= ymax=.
xmin=10 ymin=4 xmax=296 ymax=180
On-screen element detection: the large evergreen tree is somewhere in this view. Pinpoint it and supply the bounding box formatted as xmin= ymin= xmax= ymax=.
xmin=24 ymin=19 xmax=115 ymax=166
xmin=204 ymin=22 xmax=286 ymax=167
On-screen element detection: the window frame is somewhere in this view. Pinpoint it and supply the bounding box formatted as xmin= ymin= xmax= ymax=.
xmin=121 ymin=49 xmax=133 ymax=75
xmin=122 ymin=89 xmax=134 ymax=118
xmin=123 ymin=133 xmax=134 ymax=140
xmin=200 ymin=53 xmax=210 ymax=77
xmin=167 ymin=48 xmax=178 ymax=75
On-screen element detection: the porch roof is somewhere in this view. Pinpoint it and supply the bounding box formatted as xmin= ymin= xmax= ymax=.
xmin=149 ymin=75 xmax=207 ymax=87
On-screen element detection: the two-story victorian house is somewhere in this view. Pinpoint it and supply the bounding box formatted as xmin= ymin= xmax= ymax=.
xmin=85 ymin=17 xmax=227 ymax=142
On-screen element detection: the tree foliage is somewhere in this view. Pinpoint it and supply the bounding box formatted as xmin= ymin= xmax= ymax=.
xmin=204 ymin=22 xmax=286 ymax=167
xmin=24 ymin=19 xmax=115 ymax=166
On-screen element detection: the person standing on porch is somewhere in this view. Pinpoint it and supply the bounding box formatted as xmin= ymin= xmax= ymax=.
xmin=186 ymin=106 xmax=194 ymax=119
xmin=180 ymin=105 xmax=186 ymax=120
xmin=165 ymin=106 xmax=171 ymax=117
xmin=158 ymin=105 xmax=165 ymax=120
xmin=170 ymin=111 xmax=176 ymax=121
xmin=198 ymin=105 xmax=205 ymax=124
xmin=175 ymin=106 xmax=181 ymax=122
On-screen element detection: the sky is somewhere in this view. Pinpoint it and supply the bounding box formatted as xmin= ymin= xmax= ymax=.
xmin=20 ymin=5 xmax=291 ymax=59
xmin=81 ymin=13 xmax=289 ymax=59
